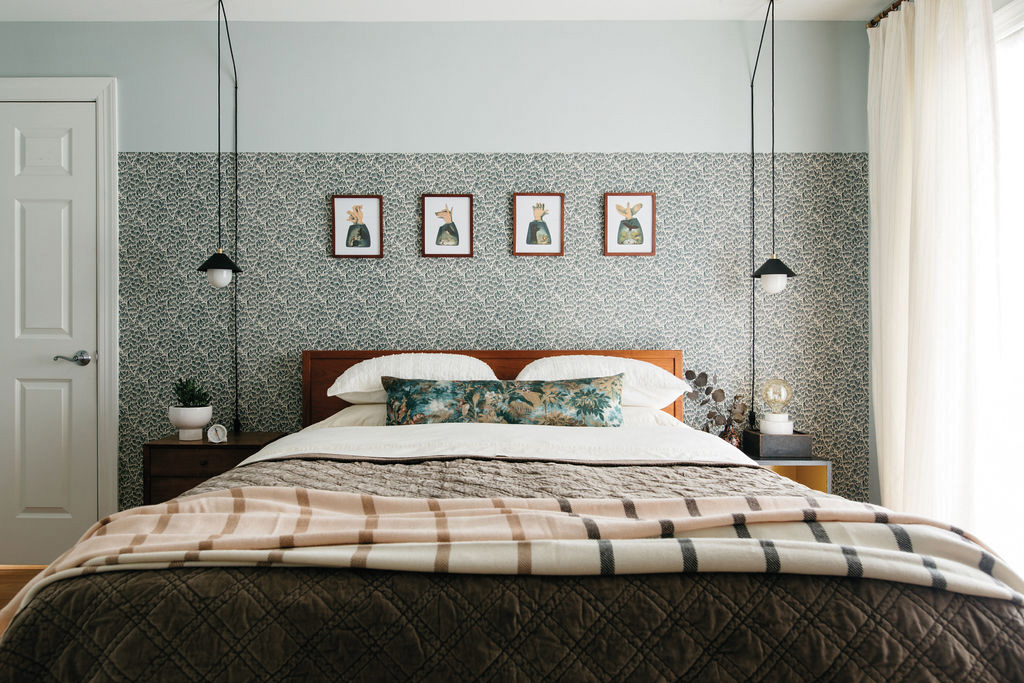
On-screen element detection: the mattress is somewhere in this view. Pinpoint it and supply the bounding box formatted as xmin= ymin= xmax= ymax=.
xmin=2 ymin=423 xmax=1023 ymax=682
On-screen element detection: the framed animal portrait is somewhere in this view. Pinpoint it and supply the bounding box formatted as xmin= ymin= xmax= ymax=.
xmin=422 ymin=194 xmax=473 ymax=257
xmin=332 ymin=194 xmax=383 ymax=258
xmin=513 ymin=193 xmax=564 ymax=256
xmin=603 ymin=192 xmax=656 ymax=256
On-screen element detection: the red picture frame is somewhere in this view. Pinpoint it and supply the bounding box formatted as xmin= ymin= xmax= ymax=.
xmin=512 ymin=192 xmax=565 ymax=256
xmin=422 ymin=194 xmax=474 ymax=258
xmin=603 ymin=192 xmax=656 ymax=256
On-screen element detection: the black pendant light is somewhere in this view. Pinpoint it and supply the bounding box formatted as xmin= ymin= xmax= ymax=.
xmin=751 ymin=0 xmax=795 ymax=295
xmin=198 ymin=0 xmax=242 ymax=289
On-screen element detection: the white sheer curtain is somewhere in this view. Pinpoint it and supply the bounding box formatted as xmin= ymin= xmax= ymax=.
xmin=868 ymin=0 xmax=1023 ymax=571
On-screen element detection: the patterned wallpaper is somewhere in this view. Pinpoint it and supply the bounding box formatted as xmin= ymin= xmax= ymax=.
xmin=118 ymin=152 xmax=869 ymax=508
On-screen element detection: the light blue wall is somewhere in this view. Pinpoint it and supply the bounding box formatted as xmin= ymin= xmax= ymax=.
xmin=0 ymin=21 xmax=867 ymax=153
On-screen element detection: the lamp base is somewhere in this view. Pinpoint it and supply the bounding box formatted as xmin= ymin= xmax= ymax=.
xmin=759 ymin=412 xmax=794 ymax=435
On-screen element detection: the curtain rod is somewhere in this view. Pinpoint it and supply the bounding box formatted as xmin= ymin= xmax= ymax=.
xmin=867 ymin=0 xmax=909 ymax=29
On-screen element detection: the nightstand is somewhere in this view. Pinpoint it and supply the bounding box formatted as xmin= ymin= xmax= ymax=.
xmin=741 ymin=428 xmax=831 ymax=494
xmin=143 ymin=431 xmax=287 ymax=504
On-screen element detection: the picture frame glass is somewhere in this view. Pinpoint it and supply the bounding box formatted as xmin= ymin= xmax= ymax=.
xmin=604 ymin=193 xmax=655 ymax=255
xmin=514 ymin=194 xmax=563 ymax=255
xmin=423 ymin=195 xmax=473 ymax=256
xmin=333 ymin=195 xmax=382 ymax=257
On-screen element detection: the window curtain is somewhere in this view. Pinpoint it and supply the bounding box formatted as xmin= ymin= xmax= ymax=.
xmin=867 ymin=0 xmax=1022 ymax=569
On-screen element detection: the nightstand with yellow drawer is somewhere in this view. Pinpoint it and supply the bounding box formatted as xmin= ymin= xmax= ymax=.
xmin=741 ymin=428 xmax=832 ymax=494
xmin=143 ymin=431 xmax=286 ymax=505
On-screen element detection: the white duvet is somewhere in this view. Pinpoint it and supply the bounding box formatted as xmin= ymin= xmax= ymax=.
xmin=240 ymin=422 xmax=757 ymax=467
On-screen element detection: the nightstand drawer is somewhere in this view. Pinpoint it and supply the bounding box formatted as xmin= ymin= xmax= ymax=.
xmin=149 ymin=450 xmax=252 ymax=477
xmin=143 ymin=432 xmax=287 ymax=505
xmin=765 ymin=463 xmax=831 ymax=494
xmin=149 ymin=477 xmax=209 ymax=503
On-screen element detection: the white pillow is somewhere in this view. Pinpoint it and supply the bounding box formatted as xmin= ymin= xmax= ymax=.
xmin=327 ymin=353 xmax=498 ymax=403
xmin=621 ymin=406 xmax=687 ymax=428
xmin=516 ymin=355 xmax=692 ymax=409
xmin=308 ymin=404 xmax=386 ymax=429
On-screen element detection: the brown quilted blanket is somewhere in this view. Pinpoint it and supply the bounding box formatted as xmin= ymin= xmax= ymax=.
xmin=2 ymin=458 xmax=1023 ymax=682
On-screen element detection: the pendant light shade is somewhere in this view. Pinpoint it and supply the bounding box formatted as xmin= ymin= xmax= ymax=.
xmin=198 ymin=248 xmax=242 ymax=288
xmin=753 ymin=254 xmax=796 ymax=294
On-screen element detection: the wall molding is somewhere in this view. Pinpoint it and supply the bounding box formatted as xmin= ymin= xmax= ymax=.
xmin=0 ymin=77 xmax=120 ymax=519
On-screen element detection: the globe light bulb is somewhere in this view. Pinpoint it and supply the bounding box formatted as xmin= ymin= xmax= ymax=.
xmin=207 ymin=268 xmax=233 ymax=288
xmin=759 ymin=273 xmax=788 ymax=294
xmin=760 ymin=378 xmax=793 ymax=414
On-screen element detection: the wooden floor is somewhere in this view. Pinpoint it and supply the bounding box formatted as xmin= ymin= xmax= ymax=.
xmin=0 ymin=565 xmax=46 ymax=609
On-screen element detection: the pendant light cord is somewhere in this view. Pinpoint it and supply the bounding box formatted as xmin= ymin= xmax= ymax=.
xmin=771 ymin=0 xmax=776 ymax=255
xmin=216 ymin=3 xmax=222 ymax=251
xmin=218 ymin=0 xmax=242 ymax=432
xmin=749 ymin=0 xmax=773 ymax=428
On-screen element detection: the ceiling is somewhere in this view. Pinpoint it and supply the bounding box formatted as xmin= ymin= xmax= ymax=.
xmin=0 ymin=0 xmax=899 ymax=23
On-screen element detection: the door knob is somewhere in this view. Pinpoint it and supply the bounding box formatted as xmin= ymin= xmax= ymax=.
xmin=52 ymin=350 xmax=92 ymax=366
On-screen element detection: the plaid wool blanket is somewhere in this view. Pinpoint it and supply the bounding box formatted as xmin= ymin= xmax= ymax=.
xmin=2 ymin=486 xmax=1022 ymax=638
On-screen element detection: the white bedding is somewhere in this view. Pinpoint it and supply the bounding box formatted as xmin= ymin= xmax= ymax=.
xmin=240 ymin=422 xmax=757 ymax=467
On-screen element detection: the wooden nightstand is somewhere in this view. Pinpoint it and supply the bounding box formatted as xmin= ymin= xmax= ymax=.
xmin=143 ymin=431 xmax=287 ymax=505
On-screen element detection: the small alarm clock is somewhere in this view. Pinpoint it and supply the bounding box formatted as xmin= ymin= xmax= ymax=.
xmin=207 ymin=424 xmax=228 ymax=443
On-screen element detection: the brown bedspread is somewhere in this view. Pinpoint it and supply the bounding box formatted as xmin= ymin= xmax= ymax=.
xmin=2 ymin=458 xmax=1023 ymax=682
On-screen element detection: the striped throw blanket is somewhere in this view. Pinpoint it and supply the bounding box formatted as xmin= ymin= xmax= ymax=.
xmin=2 ymin=486 xmax=1022 ymax=638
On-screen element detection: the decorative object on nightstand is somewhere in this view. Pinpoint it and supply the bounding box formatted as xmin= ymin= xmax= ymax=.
xmin=207 ymin=423 xmax=228 ymax=443
xmin=683 ymin=370 xmax=748 ymax=447
xmin=742 ymin=428 xmax=811 ymax=459
xmin=759 ymin=377 xmax=794 ymax=435
xmin=143 ymin=431 xmax=286 ymax=505
xmin=168 ymin=378 xmax=213 ymax=441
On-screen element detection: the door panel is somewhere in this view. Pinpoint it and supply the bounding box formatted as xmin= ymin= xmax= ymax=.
xmin=16 ymin=379 xmax=72 ymax=515
xmin=1 ymin=102 xmax=97 ymax=563
xmin=16 ymin=199 xmax=72 ymax=337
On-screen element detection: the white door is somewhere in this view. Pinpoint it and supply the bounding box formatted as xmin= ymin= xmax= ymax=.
xmin=0 ymin=102 xmax=98 ymax=563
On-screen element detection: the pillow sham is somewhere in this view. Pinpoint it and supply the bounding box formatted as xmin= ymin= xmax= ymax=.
xmin=326 ymin=353 xmax=498 ymax=404
xmin=621 ymin=406 xmax=687 ymax=428
xmin=307 ymin=404 xmax=387 ymax=429
xmin=515 ymin=355 xmax=692 ymax=409
xmin=383 ymin=375 xmax=623 ymax=427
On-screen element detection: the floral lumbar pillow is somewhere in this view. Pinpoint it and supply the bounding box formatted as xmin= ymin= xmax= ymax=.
xmin=382 ymin=375 xmax=624 ymax=427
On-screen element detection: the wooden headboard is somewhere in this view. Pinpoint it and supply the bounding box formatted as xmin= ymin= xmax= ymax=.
xmin=302 ymin=349 xmax=685 ymax=427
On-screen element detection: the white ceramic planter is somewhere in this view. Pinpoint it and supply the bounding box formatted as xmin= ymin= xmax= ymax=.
xmin=168 ymin=405 xmax=213 ymax=440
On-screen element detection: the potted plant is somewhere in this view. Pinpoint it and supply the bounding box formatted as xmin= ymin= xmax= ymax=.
xmin=168 ymin=377 xmax=213 ymax=440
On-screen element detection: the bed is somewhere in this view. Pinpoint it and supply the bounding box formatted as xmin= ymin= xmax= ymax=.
xmin=1 ymin=349 xmax=1023 ymax=682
